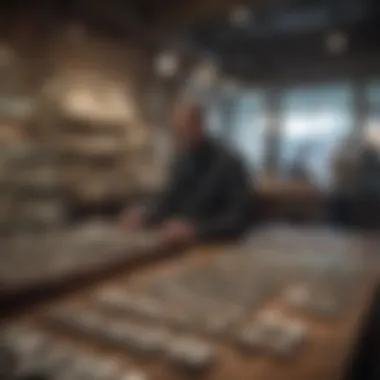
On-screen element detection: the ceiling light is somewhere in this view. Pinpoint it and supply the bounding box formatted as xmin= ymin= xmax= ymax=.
xmin=154 ymin=52 xmax=179 ymax=78
xmin=326 ymin=31 xmax=348 ymax=55
xmin=230 ymin=5 xmax=252 ymax=27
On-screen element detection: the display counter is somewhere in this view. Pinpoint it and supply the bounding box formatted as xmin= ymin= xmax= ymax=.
xmin=1 ymin=225 xmax=378 ymax=380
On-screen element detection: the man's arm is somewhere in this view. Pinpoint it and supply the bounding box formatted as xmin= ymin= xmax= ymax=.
xmin=197 ymin=159 xmax=254 ymax=240
xmin=146 ymin=158 xmax=184 ymax=226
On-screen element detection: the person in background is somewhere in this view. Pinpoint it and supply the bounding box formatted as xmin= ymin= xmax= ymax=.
xmin=330 ymin=136 xmax=360 ymax=227
xmin=331 ymin=133 xmax=380 ymax=228
xmin=120 ymin=100 xmax=254 ymax=245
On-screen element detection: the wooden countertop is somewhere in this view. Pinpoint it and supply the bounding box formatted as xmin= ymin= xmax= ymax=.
xmin=3 ymin=226 xmax=378 ymax=380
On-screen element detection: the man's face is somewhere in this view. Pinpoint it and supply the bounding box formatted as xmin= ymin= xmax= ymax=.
xmin=171 ymin=105 xmax=203 ymax=149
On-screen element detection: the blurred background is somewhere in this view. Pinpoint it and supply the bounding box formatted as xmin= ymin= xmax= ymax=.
xmin=1 ymin=2 xmax=380 ymax=380
xmin=1 ymin=0 xmax=380 ymax=231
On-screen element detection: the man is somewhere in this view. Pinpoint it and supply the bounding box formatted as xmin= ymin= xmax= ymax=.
xmin=120 ymin=101 xmax=254 ymax=245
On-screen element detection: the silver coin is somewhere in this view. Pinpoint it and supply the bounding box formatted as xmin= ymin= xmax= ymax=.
xmin=238 ymin=323 xmax=269 ymax=352
xmin=270 ymin=321 xmax=307 ymax=357
xmin=166 ymin=337 xmax=217 ymax=372
xmin=120 ymin=370 xmax=148 ymax=380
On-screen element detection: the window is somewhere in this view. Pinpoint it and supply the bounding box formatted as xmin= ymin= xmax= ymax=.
xmin=278 ymin=83 xmax=354 ymax=190
xmin=206 ymin=100 xmax=225 ymax=139
xmin=365 ymin=81 xmax=380 ymax=148
xmin=228 ymin=91 xmax=267 ymax=174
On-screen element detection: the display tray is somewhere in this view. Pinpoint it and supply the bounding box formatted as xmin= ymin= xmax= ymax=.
xmin=1 ymin=226 xmax=377 ymax=380
xmin=0 ymin=221 xmax=165 ymax=300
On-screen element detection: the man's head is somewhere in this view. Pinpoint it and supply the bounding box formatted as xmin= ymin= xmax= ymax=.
xmin=171 ymin=101 xmax=206 ymax=149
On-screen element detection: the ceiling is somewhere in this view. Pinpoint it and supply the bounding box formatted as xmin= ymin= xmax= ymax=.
xmin=0 ymin=0 xmax=245 ymax=34
xmin=181 ymin=0 xmax=380 ymax=81
xmin=2 ymin=0 xmax=380 ymax=83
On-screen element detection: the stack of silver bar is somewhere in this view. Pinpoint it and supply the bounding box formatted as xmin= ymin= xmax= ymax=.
xmin=0 ymin=221 xmax=161 ymax=291
xmin=92 ymin=255 xmax=285 ymax=337
xmin=0 ymin=228 xmax=368 ymax=379
xmin=238 ymin=310 xmax=308 ymax=357
xmin=47 ymin=306 xmax=219 ymax=374
xmin=92 ymin=241 xmax=364 ymax=342
xmin=0 ymin=142 xmax=64 ymax=235
xmin=1 ymin=324 xmax=149 ymax=380
xmin=48 ymin=307 xmax=170 ymax=357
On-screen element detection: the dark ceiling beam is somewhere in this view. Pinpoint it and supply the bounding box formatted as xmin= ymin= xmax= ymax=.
xmin=192 ymin=1 xmax=380 ymax=56
xmin=156 ymin=0 xmax=263 ymax=30
xmin=197 ymin=15 xmax=380 ymax=82
xmin=76 ymin=0 xmax=151 ymax=36
xmin=74 ymin=0 xmax=200 ymax=49
xmin=226 ymin=54 xmax=380 ymax=85
xmin=72 ymin=0 xmax=225 ymax=69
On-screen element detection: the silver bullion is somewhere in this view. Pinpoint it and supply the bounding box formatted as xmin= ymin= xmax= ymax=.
xmin=108 ymin=323 xmax=169 ymax=355
xmin=120 ymin=370 xmax=148 ymax=380
xmin=238 ymin=323 xmax=269 ymax=352
xmin=270 ymin=322 xmax=308 ymax=357
xmin=166 ymin=337 xmax=217 ymax=372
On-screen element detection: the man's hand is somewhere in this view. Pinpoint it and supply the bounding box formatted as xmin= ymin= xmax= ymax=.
xmin=119 ymin=206 xmax=146 ymax=231
xmin=159 ymin=219 xmax=197 ymax=246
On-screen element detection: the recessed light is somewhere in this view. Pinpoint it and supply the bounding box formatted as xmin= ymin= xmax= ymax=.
xmin=326 ymin=31 xmax=348 ymax=54
xmin=154 ymin=52 xmax=179 ymax=78
xmin=230 ymin=5 xmax=252 ymax=27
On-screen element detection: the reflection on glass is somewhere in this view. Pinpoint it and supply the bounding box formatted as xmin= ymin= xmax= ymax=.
xmin=279 ymin=83 xmax=354 ymax=190
xmin=365 ymin=81 xmax=380 ymax=148
xmin=228 ymin=91 xmax=267 ymax=173
xmin=206 ymin=101 xmax=225 ymax=139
